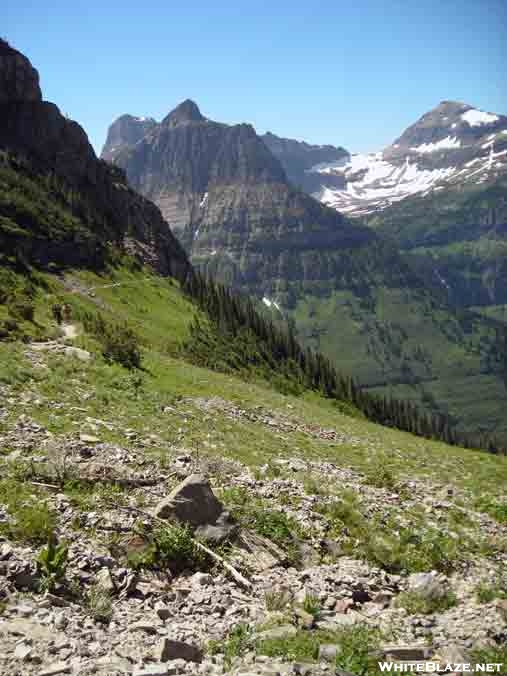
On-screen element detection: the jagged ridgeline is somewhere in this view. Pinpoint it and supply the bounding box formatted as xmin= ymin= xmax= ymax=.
xmin=0 ymin=38 xmax=504 ymax=453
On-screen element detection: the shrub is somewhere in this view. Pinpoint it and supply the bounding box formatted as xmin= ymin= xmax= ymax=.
xmin=364 ymin=458 xmax=397 ymax=490
xmin=127 ymin=524 xmax=210 ymax=574
xmin=102 ymin=322 xmax=141 ymax=370
xmin=80 ymin=312 xmax=141 ymax=369
xmin=476 ymin=575 xmax=507 ymax=603
xmin=86 ymin=584 xmax=113 ymax=623
xmin=335 ymin=625 xmax=382 ymax=676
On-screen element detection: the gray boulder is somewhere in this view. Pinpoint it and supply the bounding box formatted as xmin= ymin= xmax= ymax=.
xmin=154 ymin=474 xmax=236 ymax=544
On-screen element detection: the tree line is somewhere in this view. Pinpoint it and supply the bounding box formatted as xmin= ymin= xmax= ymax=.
xmin=179 ymin=269 xmax=506 ymax=455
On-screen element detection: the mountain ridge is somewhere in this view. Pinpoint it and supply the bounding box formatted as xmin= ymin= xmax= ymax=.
xmin=0 ymin=38 xmax=188 ymax=278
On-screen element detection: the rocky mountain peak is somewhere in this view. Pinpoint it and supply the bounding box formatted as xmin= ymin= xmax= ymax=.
xmin=101 ymin=114 xmax=157 ymax=162
xmin=0 ymin=38 xmax=42 ymax=103
xmin=162 ymin=99 xmax=205 ymax=128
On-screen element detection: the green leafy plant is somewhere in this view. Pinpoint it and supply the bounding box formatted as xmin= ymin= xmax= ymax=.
xmin=36 ymin=533 xmax=68 ymax=592
xmin=302 ymin=593 xmax=321 ymax=620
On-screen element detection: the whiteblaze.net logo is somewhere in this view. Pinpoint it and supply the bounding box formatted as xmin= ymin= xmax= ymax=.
xmin=378 ymin=663 xmax=504 ymax=673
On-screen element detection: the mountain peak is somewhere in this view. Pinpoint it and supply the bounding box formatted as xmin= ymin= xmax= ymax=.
xmin=162 ymin=99 xmax=205 ymax=127
xmin=0 ymin=37 xmax=42 ymax=103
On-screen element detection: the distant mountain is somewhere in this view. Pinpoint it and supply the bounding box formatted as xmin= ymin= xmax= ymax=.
xmin=261 ymin=131 xmax=349 ymax=194
xmin=101 ymin=114 xmax=157 ymax=162
xmin=270 ymin=102 xmax=507 ymax=314
xmin=102 ymin=101 xmax=507 ymax=441
xmin=306 ymin=101 xmax=507 ymax=216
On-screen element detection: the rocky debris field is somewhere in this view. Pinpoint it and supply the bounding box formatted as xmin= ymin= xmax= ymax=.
xmin=0 ymin=379 xmax=506 ymax=676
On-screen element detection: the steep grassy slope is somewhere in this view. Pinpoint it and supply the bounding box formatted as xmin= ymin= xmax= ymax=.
xmin=364 ymin=176 xmax=507 ymax=308
xmin=1 ymin=265 xmax=506 ymax=499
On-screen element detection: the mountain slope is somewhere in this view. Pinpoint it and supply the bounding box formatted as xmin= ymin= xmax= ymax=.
xmin=102 ymin=102 xmax=507 ymax=441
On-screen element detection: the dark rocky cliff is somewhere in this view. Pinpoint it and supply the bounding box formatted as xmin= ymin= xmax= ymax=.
xmin=0 ymin=39 xmax=189 ymax=277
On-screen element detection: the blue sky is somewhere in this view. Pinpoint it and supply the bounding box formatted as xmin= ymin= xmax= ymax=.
xmin=4 ymin=0 xmax=506 ymax=154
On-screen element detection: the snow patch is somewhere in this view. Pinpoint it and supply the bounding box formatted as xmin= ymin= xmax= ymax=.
xmin=461 ymin=109 xmax=499 ymax=127
xmin=412 ymin=137 xmax=461 ymax=153
xmin=199 ymin=192 xmax=209 ymax=208
xmin=262 ymin=297 xmax=281 ymax=312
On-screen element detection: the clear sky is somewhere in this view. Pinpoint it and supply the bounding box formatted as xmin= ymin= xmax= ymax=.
xmin=3 ymin=0 xmax=506 ymax=155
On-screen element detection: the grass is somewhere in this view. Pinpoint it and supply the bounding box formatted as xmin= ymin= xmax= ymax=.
xmin=395 ymin=589 xmax=457 ymax=615
xmin=256 ymin=625 xmax=381 ymax=676
xmin=220 ymin=486 xmax=303 ymax=565
xmin=0 ymin=479 xmax=55 ymax=544
xmin=209 ymin=623 xmax=381 ymax=675
xmin=476 ymin=575 xmax=507 ymax=604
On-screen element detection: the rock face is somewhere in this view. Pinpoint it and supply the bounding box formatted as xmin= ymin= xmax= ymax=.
xmin=101 ymin=114 xmax=157 ymax=162
xmin=102 ymin=99 xmax=375 ymax=300
xmin=261 ymin=131 xmax=349 ymax=194
xmin=0 ymin=39 xmax=189 ymax=277
xmin=0 ymin=39 xmax=42 ymax=103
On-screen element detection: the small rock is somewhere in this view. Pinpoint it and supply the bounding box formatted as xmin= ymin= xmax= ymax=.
xmin=382 ymin=645 xmax=433 ymax=661
xmin=14 ymin=642 xmax=33 ymax=660
xmin=79 ymin=434 xmax=99 ymax=443
xmin=255 ymin=625 xmax=297 ymax=641
xmin=318 ymin=644 xmax=339 ymax=662
xmin=191 ymin=572 xmax=213 ymax=586
xmin=131 ymin=621 xmax=161 ymax=634
xmin=133 ymin=666 xmax=169 ymax=676
xmin=38 ymin=662 xmax=71 ymax=676
xmin=155 ymin=637 xmax=203 ymax=663
xmin=155 ymin=603 xmax=171 ymax=621
xmin=15 ymin=604 xmax=34 ymax=617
